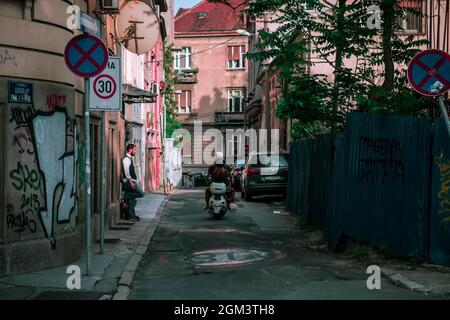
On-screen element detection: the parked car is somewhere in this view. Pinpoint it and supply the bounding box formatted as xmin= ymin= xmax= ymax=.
xmin=231 ymin=159 xmax=246 ymax=190
xmin=240 ymin=152 xmax=289 ymax=201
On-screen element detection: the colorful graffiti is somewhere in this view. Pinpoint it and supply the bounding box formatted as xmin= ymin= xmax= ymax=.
xmin=0 ymin=49 xmax=17 ymax=67
xmin=435 ymin=154 xmax=450 ymax=226
xmin=10 ymin=105 xmax=36 ymax=129
xmin=7 ymin=106 xmax=78 ymax=244
xmin=32 ymin=111 xmax=77 ymax=238
xmin=12 ymin=128 xmax=35 ymax=157
xmin=46 ymin=94 xmax=67 ymax=111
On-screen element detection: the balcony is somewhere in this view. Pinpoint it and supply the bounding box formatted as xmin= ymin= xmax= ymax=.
xmin=175 ymin=68 xmax=198 ymax=84
xmin=215 ymin=112 xmax=245 ymax=124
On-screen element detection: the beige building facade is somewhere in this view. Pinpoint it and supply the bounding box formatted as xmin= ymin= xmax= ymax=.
xmin=0 ymin=0 xmax=172 ymax=276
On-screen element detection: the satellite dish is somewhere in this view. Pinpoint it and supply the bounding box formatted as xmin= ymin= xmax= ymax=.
xmin=116 ymin=0 xmax=160 ymax=54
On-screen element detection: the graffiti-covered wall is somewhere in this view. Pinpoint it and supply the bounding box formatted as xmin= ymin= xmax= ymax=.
xmin=1 ymin=80 xmax=82 ymax=275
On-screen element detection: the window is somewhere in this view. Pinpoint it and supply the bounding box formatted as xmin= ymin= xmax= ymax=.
xmin=228 ymin=90 xmax=244 ymax=112
xmin=175 ymin=90 xmax=192 ymax=113
xmin=397 ymin=0 xmax=423 ymax=33
xmin=173 ymin=47 xmax=191 ymax=70
xmin=227 ymin=45 xmax=246 ymax=69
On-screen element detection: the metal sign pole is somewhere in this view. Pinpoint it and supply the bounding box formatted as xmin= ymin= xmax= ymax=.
xmin=84 ymin=78 xmax=92 ymax=276
xmin=438 ymin=95 xmax=450 ymax=137
xmin=100 ymin=111 xmax=106 ymax=254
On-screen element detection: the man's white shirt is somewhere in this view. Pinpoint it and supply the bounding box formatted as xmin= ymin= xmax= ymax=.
xmin=123 ymin=154 xmax=137 ymax=183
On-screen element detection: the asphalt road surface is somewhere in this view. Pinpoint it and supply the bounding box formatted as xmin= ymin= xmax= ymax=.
xmin=130 ymin=189 xmax=430 ymax=300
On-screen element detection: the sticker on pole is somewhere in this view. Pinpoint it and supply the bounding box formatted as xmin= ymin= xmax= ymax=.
xmin=64 ymin=34 xmax=108 ymax=78
xmin=90 ymin=57 xmax=122 ymax=111
xmin=407 ymin=49 xmax=450 ymax=97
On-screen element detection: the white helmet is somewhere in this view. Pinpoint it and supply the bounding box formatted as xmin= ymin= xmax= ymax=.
xmin=215 ymin=151 xmax=224 ymax=165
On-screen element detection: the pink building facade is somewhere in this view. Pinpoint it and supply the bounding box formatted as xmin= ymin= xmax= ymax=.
xmin=245 ymin=0 xmax=450 ymax=150
xmin=174 ymin=0 xmax=249 ymax=172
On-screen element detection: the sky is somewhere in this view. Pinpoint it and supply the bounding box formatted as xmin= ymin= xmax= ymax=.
xmin=174 ymin=0 xmax=202 ymax=14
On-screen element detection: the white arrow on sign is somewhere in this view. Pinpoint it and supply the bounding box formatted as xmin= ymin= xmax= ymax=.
xmin=80 ymin=11 xmax=101 ymax=37
xmin=66 ymin=5 xmax=101 ymax=37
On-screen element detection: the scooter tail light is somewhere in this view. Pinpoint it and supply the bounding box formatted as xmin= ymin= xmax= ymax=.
xmin=247 ymin=167 xmax=260 ymax=177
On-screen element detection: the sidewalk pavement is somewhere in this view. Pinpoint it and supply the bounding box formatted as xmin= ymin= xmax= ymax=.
xmin=270 ymin=201 xmax=450 ymax=298
xmin=0 ymin=192 xmax=169 ymax=300
xmin=380 ymin=263 xmax=450 ymax=297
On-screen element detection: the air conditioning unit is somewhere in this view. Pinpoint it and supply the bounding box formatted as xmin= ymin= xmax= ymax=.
xmin=151 ymin=83 xmax=159 ymax=95
xmin=101 ymin=0 xmax=119 ymax=12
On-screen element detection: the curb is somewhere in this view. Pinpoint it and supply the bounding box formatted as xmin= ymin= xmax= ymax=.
xmin=381 ymin=268 xmax=431 ymax=294
xmin=110 ymin=193 xmax=171 ymax=300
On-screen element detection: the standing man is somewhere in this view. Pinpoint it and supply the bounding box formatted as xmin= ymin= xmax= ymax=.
xmin=122 ymin=144 xmax=144 ymax=221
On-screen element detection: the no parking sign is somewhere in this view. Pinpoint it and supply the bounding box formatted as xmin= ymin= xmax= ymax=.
xmin=407 ymin=49 xmax=450 ymax=97
xmin=89 ymin=56 xmax=122 ymax=111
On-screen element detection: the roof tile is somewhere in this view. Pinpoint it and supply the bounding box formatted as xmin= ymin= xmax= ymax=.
xmin=175 ymin=0 xmax=246 ymax=33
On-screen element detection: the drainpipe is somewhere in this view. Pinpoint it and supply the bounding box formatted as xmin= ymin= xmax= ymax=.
xmin=265 ymin=67 xmax=271 ymax=149
xmin=263 ymin=16 xmax=271 ymax=148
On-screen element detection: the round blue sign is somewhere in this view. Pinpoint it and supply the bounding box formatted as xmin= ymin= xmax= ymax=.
xmin=407 ymin=49 xmax=450 ymax=97
xmin=64 ymin=34 xmax=108 ymax=78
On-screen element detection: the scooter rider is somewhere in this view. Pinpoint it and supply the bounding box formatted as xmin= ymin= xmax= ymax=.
xmin=204 ymin=152 xmax=235 ymax=210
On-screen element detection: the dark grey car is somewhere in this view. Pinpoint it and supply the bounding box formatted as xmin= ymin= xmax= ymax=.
xmin=240 ymin=153 xmax=289 ymax=201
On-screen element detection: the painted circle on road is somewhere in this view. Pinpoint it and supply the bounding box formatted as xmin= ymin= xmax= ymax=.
xmin=93 ymin=74 xmax=117 ymax=99
xmin=191 ymin=248 xmax=286 ymax=268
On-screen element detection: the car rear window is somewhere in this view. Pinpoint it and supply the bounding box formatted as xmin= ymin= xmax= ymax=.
xmin=235 ymin=162 xmax=245 ymax=169
xmin=248 ymin=154 xmax=289 ymax=168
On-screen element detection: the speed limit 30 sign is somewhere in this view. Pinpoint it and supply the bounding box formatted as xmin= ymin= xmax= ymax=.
xmin=90 ymin=56 xmax=121 ymax=111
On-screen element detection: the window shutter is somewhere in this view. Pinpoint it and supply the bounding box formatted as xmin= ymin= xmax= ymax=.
xmin=180 ymin=91 xmax=187 ymax=107
xmin=185 ymin=48 xmax=191 ymax=68
xmin=232 ymin=46 xmax=240 ymax=60
xmin=187 ymin=91 xmax=191 ymax=107
xmin=180 ymin=54 xmax=186 ymax=69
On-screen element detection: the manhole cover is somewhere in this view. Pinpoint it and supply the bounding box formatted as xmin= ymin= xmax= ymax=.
xmin=33 ymin=291 xmax=103 ymax=300
xmin=191 ymin=248 xmax=285 ymax=268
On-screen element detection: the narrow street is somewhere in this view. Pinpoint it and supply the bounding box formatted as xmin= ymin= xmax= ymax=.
xmin=130 ymin=189 xmax=428 ymax=300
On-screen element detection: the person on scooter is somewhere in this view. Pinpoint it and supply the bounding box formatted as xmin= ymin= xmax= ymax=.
xmin=205 ymin=152 xmax=235 ymax=210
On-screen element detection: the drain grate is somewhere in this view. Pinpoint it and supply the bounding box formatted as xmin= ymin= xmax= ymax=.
xmin=109 ymin=226 xmax=131 ymax=231
xmin=150 ymin=243 xmax=182 ymax=252
xmin=117 ymin=222 xmax=135 ymax=226
xmin=33 ymin=291 xmax=103 ymax=300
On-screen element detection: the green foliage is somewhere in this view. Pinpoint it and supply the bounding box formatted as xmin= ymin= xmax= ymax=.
xmin=166 ymin=110 xmax=182 ymax=138
xmin=376 ymin=243 xmax=395 ymax=259
xmin=352 ymin=244 xmax=369 ymax=261
xmin=296 ymin=214 xmax=308 ymax=226
xmin=163 ymin=43 xmax=182 ymax=138
xmin=244 ymin=0 xmax=429 ymax=137
xmin=407 ymin=252 xmax=420 ymax=269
